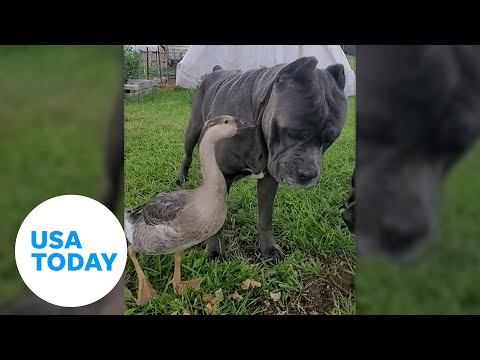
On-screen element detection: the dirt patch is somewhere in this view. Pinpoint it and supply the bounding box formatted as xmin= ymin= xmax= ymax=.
xmin=291 ymin=276 xmax=334 ymax=315
xmin=289 ymin=259 xmax=355 ymax=315
xmin=240 ymin=246 xmax=260 ymax=262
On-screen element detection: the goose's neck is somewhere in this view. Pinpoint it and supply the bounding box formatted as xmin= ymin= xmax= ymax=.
xmin=198 ymin=140 xmax=226 ymax=193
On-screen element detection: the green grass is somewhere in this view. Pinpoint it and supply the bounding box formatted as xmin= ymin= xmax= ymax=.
xmin=124 ymin=74 xmax=356 ymax=314
xmin=357 ymin=139 xmax=480 ymax=314
xmin=0 ymin=46 xmax=120 ymax=304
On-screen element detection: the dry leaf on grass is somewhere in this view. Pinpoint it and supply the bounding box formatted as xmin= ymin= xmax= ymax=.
xmin=171 ymin=309 xmax=190 ymax=315
xmin=203 ymin=293 xmax=215 ymax=303
xmin=270 ymin=291 xmax=281 ymax=302
xmin=215 ymin=289 xmax=224 ymax=304
xmin=241 ymin=279 xmax=262 ymax=290
xmin=251 ymin=280 xmax=262 ymax=288
xmin=203 ymin=289 xmax=224 ymax=314
xmin=205 ymin=302 xmax=218 ymax=314
xmin=228 ymin=291 xmax=243 ymax=300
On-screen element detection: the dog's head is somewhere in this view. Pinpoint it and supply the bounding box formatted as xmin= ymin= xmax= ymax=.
xmin=261 ymin=56 xmax=348 ymax=188
xmin=356 ymin=45 xmax=480 ymax=261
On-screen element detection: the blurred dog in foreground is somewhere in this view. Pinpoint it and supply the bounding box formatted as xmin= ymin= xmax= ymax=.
xmin=0 ymin=88 xmax=124 ymax=315
xmin=343 ymin=45 xmax=480 ymax=261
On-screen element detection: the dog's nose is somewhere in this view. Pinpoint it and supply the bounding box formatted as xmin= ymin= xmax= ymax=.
xmin=298 ymin=169 xmax=318 ymax=182
xmin=380 ymin=221 xmax=430 ymax=255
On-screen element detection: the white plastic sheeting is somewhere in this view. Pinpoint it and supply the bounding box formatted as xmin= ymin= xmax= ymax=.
xmin=175 ymin=45 xmax=356 ymax=96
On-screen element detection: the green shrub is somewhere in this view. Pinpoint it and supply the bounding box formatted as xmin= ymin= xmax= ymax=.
xmin=124 ymin=46 xmax=141 ymax=81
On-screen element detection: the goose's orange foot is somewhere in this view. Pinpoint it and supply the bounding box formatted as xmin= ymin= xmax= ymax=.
xmin=137 ymin=276 xmax=158 ymax=306
xmin=172 ymin=277 xmax=203 ymax=295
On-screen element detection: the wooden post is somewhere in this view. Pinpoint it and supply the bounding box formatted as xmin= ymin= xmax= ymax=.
xmin=146 ymin=47 xmax=150 ymax=79
xmin=174 ymin=51 xmax=177 ymax=79
xmin=166 ymin=45 xmax=169 ymax=67
xmin=157 ymin=45 xmax=162 ymax=82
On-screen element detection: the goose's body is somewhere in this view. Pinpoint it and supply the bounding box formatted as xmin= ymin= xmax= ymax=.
xmin=125 ymin=187 xmax=227 ymax=255
xmin=125 ymin=115 xmax=254 ymax=304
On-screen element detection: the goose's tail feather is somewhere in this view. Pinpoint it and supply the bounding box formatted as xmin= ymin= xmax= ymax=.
xmin=124 ymin=208 xmax=135 ymax=245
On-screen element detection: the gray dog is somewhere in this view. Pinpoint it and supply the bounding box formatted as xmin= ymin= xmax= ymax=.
xmin=176 ymin=56 xmax=348 ymax=261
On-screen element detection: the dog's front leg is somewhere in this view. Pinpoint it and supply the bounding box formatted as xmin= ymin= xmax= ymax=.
xmin=257 ymin=173 xmax=285 ymax=261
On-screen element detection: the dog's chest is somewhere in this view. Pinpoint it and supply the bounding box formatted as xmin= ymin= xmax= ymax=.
xmin=248 ymin=170 xmax=265 ymax=179
xmin=242 ymin=168 xmax=266 ymax=180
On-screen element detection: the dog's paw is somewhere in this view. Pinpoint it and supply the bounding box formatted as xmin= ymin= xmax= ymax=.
xmin=261 ymin=244 xmax=285 ymax=263
xmin=208 ymin=248 xmax=229 ymax=261
xmin=174 ymin=175 xmax=188 ymax=187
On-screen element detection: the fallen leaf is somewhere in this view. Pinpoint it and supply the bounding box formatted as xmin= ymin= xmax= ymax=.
xmin=174 ymin=277 xmax=203 ymax=295
xmin=228 ymin=291 xmax=243 ymax=300
xmin=241 ymin=278 xmax=262 ymax=290
xmin=182 ymin=309 xmax=191 ymax=315
xmin=171 ymin=311 xmax=178 ymax=315
xmin=241 ymin=279 xmax=251 ymax=290
xmin=215 ymin=289 xmax=224 ymax=304
xmin=270 ymin=291 xmax=281 ymax=302
xmin=205 ymin=302 xmax=218 ymax=314
xmin=203 ymin=293 xmax=215 ymax=304
xmin=250 ymin=279 xmax=262 ymax=288
xmin=203 ymin=291 xmax=222 ymax=314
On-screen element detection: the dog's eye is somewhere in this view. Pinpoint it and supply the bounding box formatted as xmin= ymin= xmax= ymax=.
xmin=224 ymin=119 xmax=229 ymax=124
xmin=287 ymin=129 xmax=309 ymax=140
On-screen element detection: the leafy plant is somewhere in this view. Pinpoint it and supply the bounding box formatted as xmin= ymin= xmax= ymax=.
xmin=124 ymin=46 xmax=141 ymax=82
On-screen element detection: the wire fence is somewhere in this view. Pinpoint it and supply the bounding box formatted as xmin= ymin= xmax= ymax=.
xmin=124 ymin=45 xmax=188 ymax=82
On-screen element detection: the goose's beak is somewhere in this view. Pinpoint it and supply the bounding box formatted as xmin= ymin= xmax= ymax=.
xmin=234 ymin=118 xmax=256 ymax=132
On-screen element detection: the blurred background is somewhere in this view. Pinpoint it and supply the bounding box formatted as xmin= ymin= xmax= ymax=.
xmin=0 ymin=45 xmax=123 ymax=311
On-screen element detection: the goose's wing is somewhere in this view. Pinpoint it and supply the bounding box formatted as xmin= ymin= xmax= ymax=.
xmin=126 ymin=190 xmax=191 ymax=226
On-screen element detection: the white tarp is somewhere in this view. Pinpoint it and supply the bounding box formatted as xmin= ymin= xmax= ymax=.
xmin=175 ymin=45 xmax=356 ymax=96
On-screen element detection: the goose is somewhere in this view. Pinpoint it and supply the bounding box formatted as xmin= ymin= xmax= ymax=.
xmin=124 ymin=115 xmax=255 ymax=305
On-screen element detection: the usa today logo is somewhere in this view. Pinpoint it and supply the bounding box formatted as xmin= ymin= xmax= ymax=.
xmin=15 ymin=195 xmax=127 ymax=308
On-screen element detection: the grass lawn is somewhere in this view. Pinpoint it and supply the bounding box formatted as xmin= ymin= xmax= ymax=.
xmin=0 ymin=46 xmax=121 ymax=304
xmin=124 ymin=61 xmax=357 ymax=315
xmin=357 ymin=139 xmax=480 ymax=314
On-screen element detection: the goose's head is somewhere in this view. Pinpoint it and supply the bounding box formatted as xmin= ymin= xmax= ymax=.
xmin=200 ymin=115 xmax=256 ymax=143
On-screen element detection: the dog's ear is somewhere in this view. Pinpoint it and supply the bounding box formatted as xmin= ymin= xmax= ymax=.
xmin=277 ymin=56 xmax=318 ymax=84
xmin=326 ymin=64 xmax=345 ymax=90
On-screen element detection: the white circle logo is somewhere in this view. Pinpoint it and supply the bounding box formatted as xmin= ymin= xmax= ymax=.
xmin=15 ymin=195 xmax=127 ymax=308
